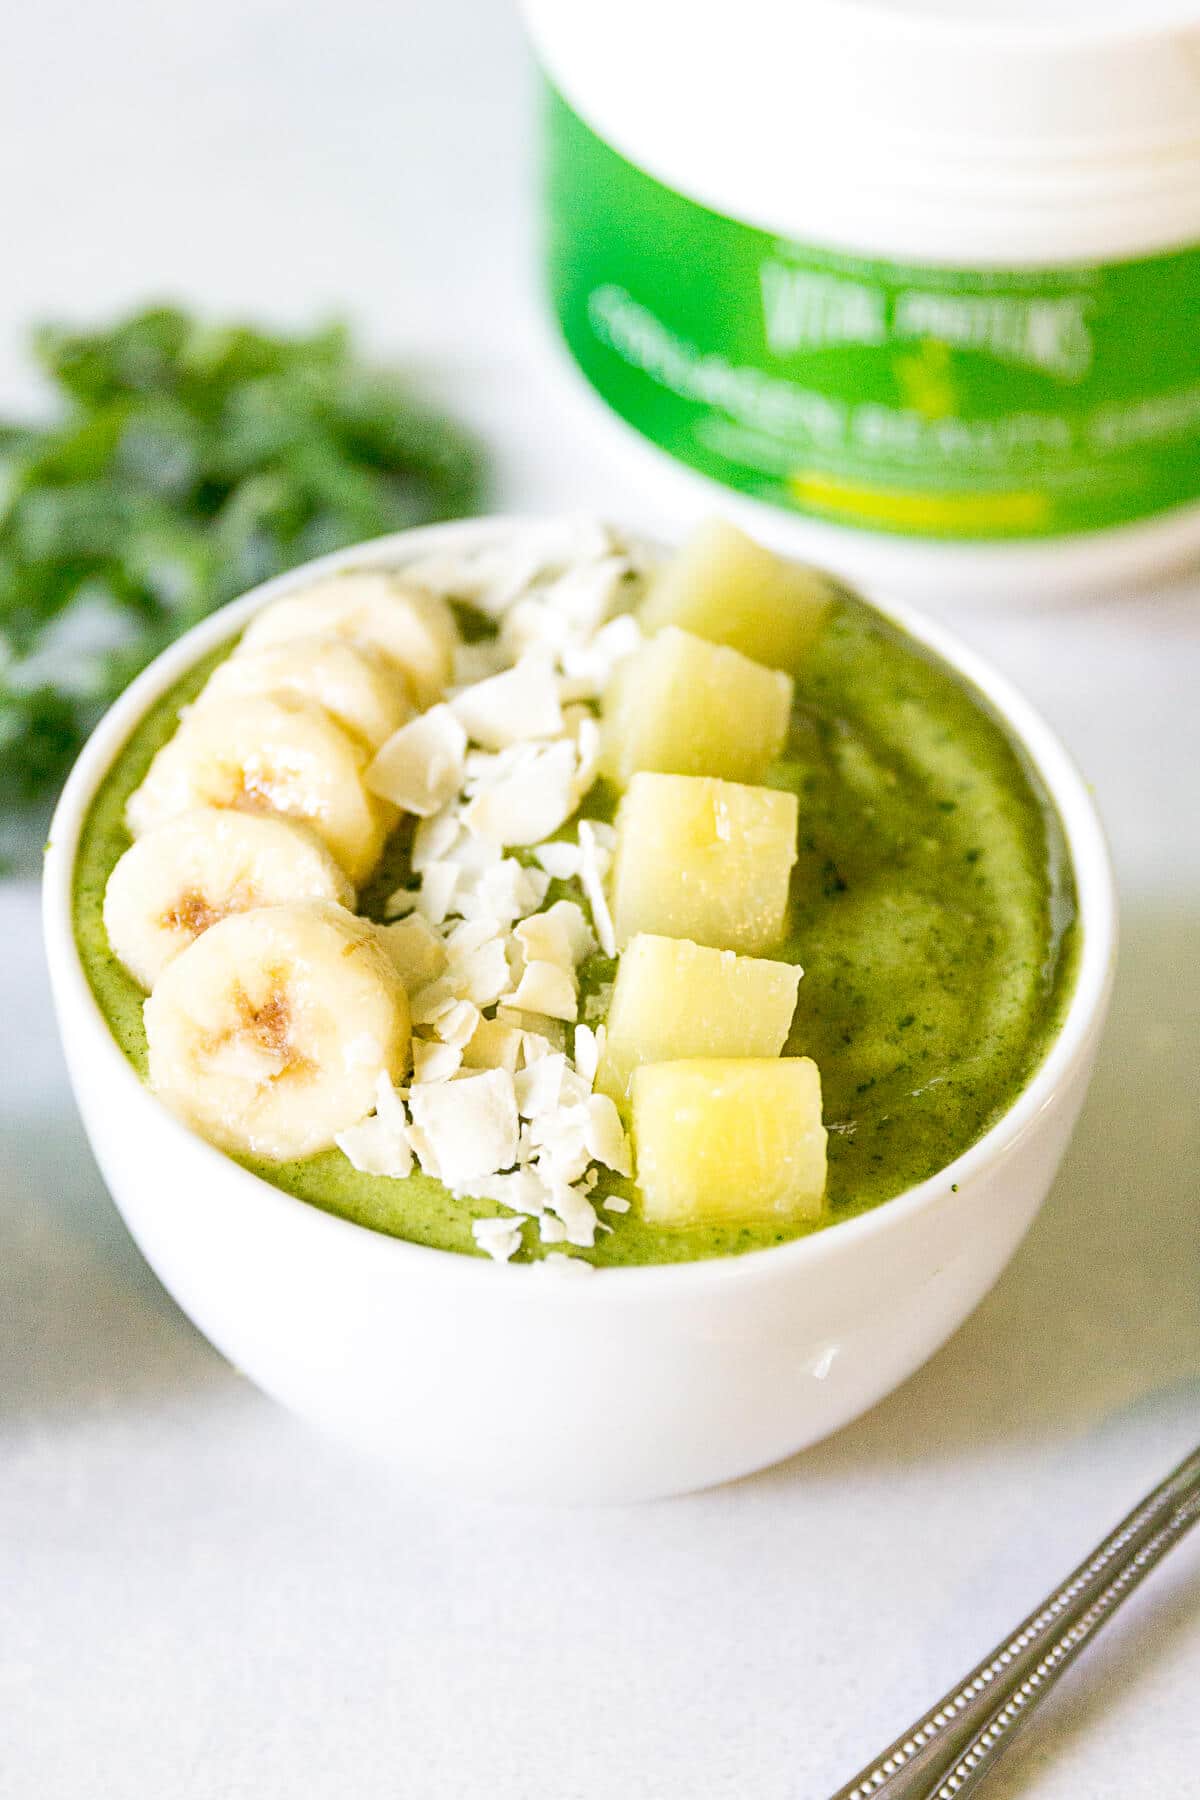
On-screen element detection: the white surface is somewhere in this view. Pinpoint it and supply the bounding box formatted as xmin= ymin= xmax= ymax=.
xmin=1 ymin=0 xmax=1198 ymax=1793
xmin=40 ymin=520 xmax=1116 ymax=1506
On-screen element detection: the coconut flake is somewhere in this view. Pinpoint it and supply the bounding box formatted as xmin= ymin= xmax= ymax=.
xmin=529 ymin=1126 xmax=591 ymax=1189
xmin=458 ymin=858 xmax=549 ymax=929
xmin=571 ymin=713 xmax=603 ymax=800
xmin=471 ymin=1215 xmax=526 ymax=1263
xmin=443 ymin=917 xmax=497 ymax=955
xmin=365 ymin=705 xmax=467 ymax=816
xmin=376 ymin=915 xmax=447 ymax=990
xmin=464 ymin=739 xmax=578 ymax=847
xmin=411 ymin=807 xmax=461 ymax=871
xmin=603 ymin=1194 xmax=632 ymax=1214
xmin=461 ymin=1015 xmax=525 ymax=1074
xmin=532 ymin=841 xmax=582 ymax=881
xmin=500 ymin=596 xmax=571 ymax=662
xmin=584 ymin=819 xmax=617 ymax=854
xmin=434 ymin=520 xmax=622 ymax=621
xmin=547 ymin=1180 xmax=600 ymax=1248
xmin=509 ymin=960 xmax=577 ymax=1021
xmin=409 ymin=976 xmax=465 ymax=1026
xmin=326 ymin=525 xmax=661 ymax=1253
xmin=577 ymin=820 xmax=617 ymax=957
xmin=450 ymin=652 xmax=564 ymax=750
xmin=400 ymin=521 xmax=633 ymax=618
xmin=446 ymin=933 xmax=512 ymax=1009
xmin=433 ymin=999 xmax=482 ymax=1048
xmin=466 ymin=1168 xmax=550 ymax=1215
xmin=539 ymin=554 xmax=631 ymax=637
xmin=573 ymin=1023 xmax=604 ymax=1087
xmin=335 ymin=1073 xmax=414 ymax=1178
xmin=445 ymin=832 xmax=503 ymax=877
xmin=514 ymin=1053 xmax=567 ymax=1121
xmin=495 ymin=1009 xmax=568 ymax=1055
xmin=544 ymin=899 xmax=596 ymax=965
xmin=559 ymin=613 xmax=643 ymax=701
xmin=584 ymin=1094 xmax=633 ymax=1177
xmin=408 ymin=1068 xmax=519 ymax=1188
xmin=414 ymin=862 xmax=461 ymax=926
xmin=412 ymin=1039 xmax=463 ymax=1084
xmin=514 ymin=909 xmax=575 ymax=972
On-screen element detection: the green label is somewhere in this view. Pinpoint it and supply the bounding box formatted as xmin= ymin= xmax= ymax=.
xmin=542 ymin=82 xmax=1200 ymax=540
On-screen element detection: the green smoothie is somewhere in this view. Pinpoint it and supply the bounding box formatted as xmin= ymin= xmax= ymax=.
xmin=72 ymin=597 xmax=1078 ymax=1266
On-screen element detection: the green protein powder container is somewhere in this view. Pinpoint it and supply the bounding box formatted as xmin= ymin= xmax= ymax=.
xmin=524 ymin=0 xmax=1200 ymax=602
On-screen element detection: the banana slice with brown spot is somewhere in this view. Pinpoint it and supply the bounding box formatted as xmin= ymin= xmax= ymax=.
xmin=197 ymin=634 xmax=414 ymax=751
xmin=125 ymin=693 xmax=396 ymax=884
xmin=103 ymin=807 xmax=354 ymax=989
xmin=238 ymin=572 xmax=458 ymax=708
xmin=144 ymin=900 xmax=411 ymax=1162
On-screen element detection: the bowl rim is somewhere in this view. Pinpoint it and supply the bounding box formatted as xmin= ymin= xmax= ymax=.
xmin=42 ymin=513 xmax=1118 ymax=1296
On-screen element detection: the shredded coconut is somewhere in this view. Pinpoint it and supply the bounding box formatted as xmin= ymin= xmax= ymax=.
xmin=331 ymin=522 xmax=655 ymax=1263
xmin=450 ymin=651 xmax=564 ymax=749
xmin=412 ymin=1039 xmax=463 ymax=1084
xmin=410 ymin=807 xmax=459 ymax=870
xmin=335 ymin=1073 xmax=414 ymax=1179
xmin=377 ymin=915 xmax=447 ymax=990
xmin=509 ymin=961 xmax=576 ymax=1020
xmin=472 ymin=1215 xmax=527 ymax=1263
xmin=573 ymin=1023 xmax=605 ymax=1087
xmin=365 ymin=705 xmax=467 ymax=816
xmin=496 ymin=1007 xmax=567 ymax=1054
xmin=584 ymin=1093 xmax=634 ymax=1177
xmin=433 ymin=999 xmax=482 ymax=1049
xmin=410 ymin=862 xmax=460 ymax=926
xmin=577 ymin=821 xmax=617 ymax=958
xmin=532 ymin=842 xmax=581 ymax=881
xmin=461 ymin=1016 xmax=524 ymax=1074
xmin=410 ymin=977 xmax=465 ymax=1026
xmin=464 ymin=738 xmax=579 ymax=847
xmin=447 ymin=933 xmax=511 ymax=1009
xmin=408 ymin=1067 xmax=519 ymax=1188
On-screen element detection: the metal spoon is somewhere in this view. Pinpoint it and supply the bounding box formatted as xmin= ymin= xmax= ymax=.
xmin=826 ymin=1442 xmax=1200 ymax=1799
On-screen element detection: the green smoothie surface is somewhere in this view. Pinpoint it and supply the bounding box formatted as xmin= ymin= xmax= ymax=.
xmin=72 ymin=597 xmax=1078 ymax=1266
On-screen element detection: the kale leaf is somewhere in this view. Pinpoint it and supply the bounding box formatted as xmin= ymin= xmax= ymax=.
xmin=0 ymin=306 xmax=483 ymax=829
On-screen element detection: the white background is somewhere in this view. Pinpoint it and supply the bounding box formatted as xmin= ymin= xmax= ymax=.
xmin=2 ymin=3 xmax=1198 ymax=1796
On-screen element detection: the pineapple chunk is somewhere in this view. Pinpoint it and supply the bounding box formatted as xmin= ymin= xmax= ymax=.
xmin=642 ymin=519 xmax=834 ymax=673
xmin=611 ymin=773 xmax=798 ymax=953
xmin=632 ymin=1057 xmax=827 ymax=1226
xmin=596 ymin=934 xmax=800 ymax=1105
xmin=601 ymin=627 xmax=792 ymax=787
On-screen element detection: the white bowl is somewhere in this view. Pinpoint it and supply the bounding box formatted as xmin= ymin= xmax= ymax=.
xmin=42 ymin=518 xmax=1117 ymax=1504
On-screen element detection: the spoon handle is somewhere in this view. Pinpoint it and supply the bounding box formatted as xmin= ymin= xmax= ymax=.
xmin=825 ymin=1443 xmax=1200 ymax=1800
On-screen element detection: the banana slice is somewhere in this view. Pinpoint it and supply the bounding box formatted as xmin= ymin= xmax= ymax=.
xmin=144 ymin=900 xmax=412 ymax=1162
xmin=103 ymin=807 xmax=354 ymax=990
xmin=125 ymin=693 xmax=395 ymax=885
xmin=197 ymin=634 xmax=414 ymax=751
xmin=238 ymin=572 xmax=458 ymax=707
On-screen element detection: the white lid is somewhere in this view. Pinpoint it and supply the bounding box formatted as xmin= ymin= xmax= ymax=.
xmin=525 ymin=0 xmax=1200 ymax=259
xmin=798 ymin=0 xmax=1200 ymax=159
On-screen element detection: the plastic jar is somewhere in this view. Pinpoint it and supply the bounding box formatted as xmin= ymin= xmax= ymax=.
xmin=523 ymin=0 xmax=1200 ymax=602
